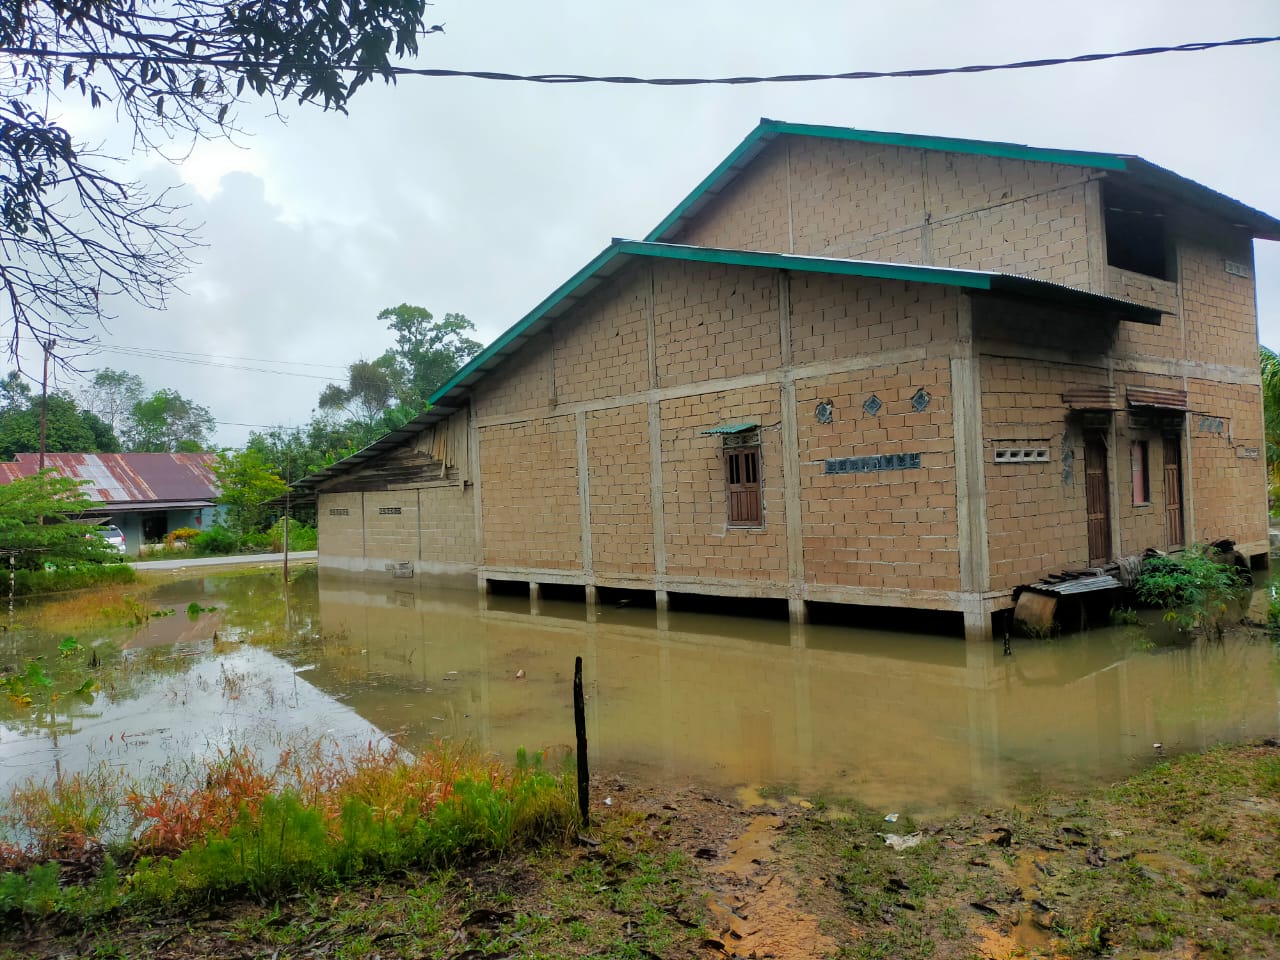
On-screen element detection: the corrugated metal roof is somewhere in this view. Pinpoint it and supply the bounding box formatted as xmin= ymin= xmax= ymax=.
xmin=0 ymin=453 xmax=219 ymax=506
xmin=701 ymin=422 xmax=759 ymax=435
xmin=1029 ymin=575 xmax=1124 ymax=597
xmin=646 ymin=119 xmax=1280 ymax=243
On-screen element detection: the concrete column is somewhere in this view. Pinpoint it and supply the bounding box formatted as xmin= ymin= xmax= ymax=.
xmin=951 ymin=295 xmax=992 ymax=640
xmin=584 ymin=584 xmax=598 ymax=610
xmin=529 ymin=581 xmax=541 ymax=616
xmin=778 ymin=271 xmax=808 ymax=627
xmin=576 ymin=411 xmax=593 ymax=580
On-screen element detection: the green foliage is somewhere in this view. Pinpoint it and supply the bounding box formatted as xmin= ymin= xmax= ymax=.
xmin=1109 ymin=606 xmax=1141 ymax=626
xmin=211 ymin=449 xmax=287 ymax=538
xmin=266 ymin=517 xmax=317 ymax=552
xmin=191 ymin=525 xmax=241 ymax=556
xmin=10 ymin=562 xmax=134 ymax=597
xmin=125 ymin=389 xmax=216 ymax=453
xmin=0 ymin=384 xmax=122 ymax=459
xmin=1261 ymin=345 xmax=1280 ymax=505
xmin=1135 ymin=545 xmax=1248 ymax=639
xmin=0 ymin=470 xmax=120 ymax=570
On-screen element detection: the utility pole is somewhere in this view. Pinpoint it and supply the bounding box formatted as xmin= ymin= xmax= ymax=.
xmin=37 ymin=338 xmax=56 ymax=471
xmin=282 ymin=449 xmax=290 ymax=584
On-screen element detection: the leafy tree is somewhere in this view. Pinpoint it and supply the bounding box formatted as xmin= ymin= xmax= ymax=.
xmin=0 ymin=471 xmax=117 ymax=569
xmin=125 ymin=389 xmax=215 ymax=452
xmin=319 ymin=356 xmax=403 ymax=424
xmin=1261 ymin=345 xmax=1280 ymax=502
xmin=0 ymin=1 xmax=438 ymax=361
xmin=381 ymin=305 xmax=482 ymax=403
xmin=0 ymin=371 xmax=33 ymax=411
xmin=211 ymin=449 xmax=287 ymax=538
xmin=316 ymin=305 xmax=481 ymax=428
xmin=83 ymin=369 xmax=146 ymax=436
xmin=0 ymin=391 xmax=121 ymax=460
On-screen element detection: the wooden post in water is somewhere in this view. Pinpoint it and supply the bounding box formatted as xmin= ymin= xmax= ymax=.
xmin=573 ymin=655 xmax=590 ymax=828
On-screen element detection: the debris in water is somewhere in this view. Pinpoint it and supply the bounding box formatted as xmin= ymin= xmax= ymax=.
xmin=604 ymin=796 xmax=613 ymax=806
xmin=884 ymin=813 xmax=899 ymax=823
xmin=515 ymin=669 xmax=525 ymax=679
xmin=883 ymin=832 xmax=923 ymax=851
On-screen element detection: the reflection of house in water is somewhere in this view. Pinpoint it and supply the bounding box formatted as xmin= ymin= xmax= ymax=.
xmin=310 ymin=575 xmax=1278 ymax=809
xmin=298 ymin=121 xmax=1279 ymax=640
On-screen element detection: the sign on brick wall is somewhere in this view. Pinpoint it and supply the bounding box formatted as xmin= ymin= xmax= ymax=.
xmin=824 ymin=452 xmax=921 ymax=474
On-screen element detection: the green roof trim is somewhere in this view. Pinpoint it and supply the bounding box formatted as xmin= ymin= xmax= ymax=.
xmin=644 ymin=118 xmax=1280 ymax=244
xmin=645 ymin=119 xmax=1131 ymax=243
xmin=701 ymin=421 xmax=759 ymax=435
xmin=430 ymin=239 xmax=1159 ymax=407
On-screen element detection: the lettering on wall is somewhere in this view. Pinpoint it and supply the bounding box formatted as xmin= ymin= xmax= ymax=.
xmin=1196 ymin=416 xmax=1226 ymax=435
xmin=378 ymin=506 xmax=403 ymax=515
xmin=824 ymin=452 xmax=921 ymax=474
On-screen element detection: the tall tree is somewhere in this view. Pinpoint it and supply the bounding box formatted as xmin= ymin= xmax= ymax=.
xmin=0 ymin=1 xmax=438 ymax=361
xmin=0 ymin=371 xmax=33 ymax=411
xmin=211 ymin=448 xmax=287 ymax=538
xmin=1261 ymin=345 xmax=1280 ymax=498
xmin=125 ymin=389 xmax=215 ymax=453
xmin=82 ymin=368 xmax=145 ymax=436
xmin=381 ymin=305 xmax=482 ymax=404
xmin=0 ymin=390 xmax=121 ymax=460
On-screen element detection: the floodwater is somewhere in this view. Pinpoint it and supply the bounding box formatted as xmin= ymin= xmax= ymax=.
xmin=2 ymin=569 xmax=1278 ymax=814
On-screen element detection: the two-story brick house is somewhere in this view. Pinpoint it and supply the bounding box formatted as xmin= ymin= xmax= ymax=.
xmin=300 ymin=120 xmax=1279 ymax=639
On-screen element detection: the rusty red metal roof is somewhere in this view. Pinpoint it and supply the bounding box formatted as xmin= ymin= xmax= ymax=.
xmin=0 ymin=453 xmax=220 ymax=506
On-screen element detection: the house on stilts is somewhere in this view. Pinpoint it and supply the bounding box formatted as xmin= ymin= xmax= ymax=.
xmin=296 ymin=121 xmax=1279 ymax=639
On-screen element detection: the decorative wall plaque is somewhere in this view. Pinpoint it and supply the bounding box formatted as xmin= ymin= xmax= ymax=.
xmin=824 ymin=452 xmax=921 ymax=474
xmin=815 ymin=400 xmax=834 ymax=425
xmin=863 ymin=394 xmax=883 ymax=416
xmin=910 ymin=388 xmax=931 ymax=413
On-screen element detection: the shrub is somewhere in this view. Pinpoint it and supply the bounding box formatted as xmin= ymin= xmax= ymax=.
xmin=165 ymin=527 xmax=201 ymax=549
xmin=191 ymin=525 xmax=240 ymax=556
xmin=267 ymin=517 xmax=317 ymax=552
xmin=1135 ymin=545 xmax=1249 ymax=640
xmin=10 ymin=563 xmax=134 ymax=597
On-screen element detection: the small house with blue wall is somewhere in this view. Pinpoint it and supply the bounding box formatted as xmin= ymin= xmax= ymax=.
xmin=0 ymin=452 xmax=222 ymax=553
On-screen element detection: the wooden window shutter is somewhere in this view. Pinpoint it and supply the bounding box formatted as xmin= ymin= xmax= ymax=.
xmin=726 ymin=447 xmax=762 ymax=526
xmin=1130 ymin=441 xmax=1149 ymax=505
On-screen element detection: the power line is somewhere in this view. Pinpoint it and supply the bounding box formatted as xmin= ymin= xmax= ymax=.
xmin=95 ymin=344 xmax=349 ymax=371
xmin=88 ymin=345 xmax=340 ymax=381
xmin=3 ymin=35 xmax=1276 ymax=86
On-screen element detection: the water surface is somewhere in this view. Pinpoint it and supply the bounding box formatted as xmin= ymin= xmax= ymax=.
xmin=2 ymin=569 xmax=1276 ymax=815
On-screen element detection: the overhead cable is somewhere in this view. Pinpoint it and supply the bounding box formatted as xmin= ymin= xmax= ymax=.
xmin=2 ymin=35 xmax=1276 ymax=85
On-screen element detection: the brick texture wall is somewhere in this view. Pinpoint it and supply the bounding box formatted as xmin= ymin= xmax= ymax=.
xmin=478 ymin=415 xmax=582 ymax=570
xmin=659 ymin=385 xmax=786 ymax=583
xmin=672 ymin=136 xmax=1093 ymax=286
xmin=317 ymin=491 xmax=363 ymax=567
xmin=653 ymin=260 xmax=779 ymax=389
xmin=586 ymin=403 xmax=656 ymax=577
xmin=553 ymin=266 xmax=651 ymax=406
xmin=1186 ymin=377 xmax=1267 ymax=548
xmin=796 ymin=358 xmax=960 ymax=591
xmin=789 ymin=273 xmax=954 ymax=364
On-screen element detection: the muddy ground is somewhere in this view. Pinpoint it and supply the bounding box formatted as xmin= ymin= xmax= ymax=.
xmin=3 ymin=738 xmax=1278 ymax=960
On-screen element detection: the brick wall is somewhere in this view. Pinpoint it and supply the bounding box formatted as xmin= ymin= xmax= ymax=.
xmin=553 ymin=265 xmax=651 ymax=406
xmin=979 ymin=353 xmax=1094 ymax=591
xmin=1186 ymin=377 xmax=1267 ymax=549
xmin=472 ymin=329 xmax=556 ymax=420
xmin=317 ymin=491 xmax=364 ymax=568
xmin=653 ymin=260 xmax=779 ymax=389
xmin=478 ymin=415 xmax=582 ymax=570
xmin=795 ymin=358 xmax=960 ymax=591
xmin=586 ymin=403 xmax=656 ymax=577
xmin=1181 ymin=234 xmax=1259 ymax=372
xmin=658 ymin=385 xmax=786 ymax=583
xmin=789 ymin=273 xmax=954 ymax=364
xmin=672 ymin=135 xmax=1093 ymax=286
xmin=418 ymin=484 xmax=477 ymax=570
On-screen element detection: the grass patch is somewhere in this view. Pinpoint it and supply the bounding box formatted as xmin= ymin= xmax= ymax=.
xmin=10 ymin=563 xmax=134 ymax=599
xmin=0 ymin=742 xmax=579 ymax=930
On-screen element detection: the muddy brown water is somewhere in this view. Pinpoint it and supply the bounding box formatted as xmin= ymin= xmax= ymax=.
xmin=2 ymin=569 xmax=1277 ymax=815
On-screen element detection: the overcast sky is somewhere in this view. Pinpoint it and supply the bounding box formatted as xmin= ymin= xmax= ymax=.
xmin=19 ymin=0 xmax=1280 ymax=446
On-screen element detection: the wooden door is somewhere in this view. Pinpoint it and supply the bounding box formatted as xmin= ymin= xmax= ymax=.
xmin=1084 ymin=434 xmax=1111 ymax=566
xmin=1163 ymin=435 xmax=1184 ymax=549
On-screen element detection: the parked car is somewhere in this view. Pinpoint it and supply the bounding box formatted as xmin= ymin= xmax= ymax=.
xmin=86 ymin=524 xmax=127 ymax=554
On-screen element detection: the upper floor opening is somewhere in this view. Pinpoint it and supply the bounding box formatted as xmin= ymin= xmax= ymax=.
xmin=1102 ymin=180 xmax=1175 ymax=282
